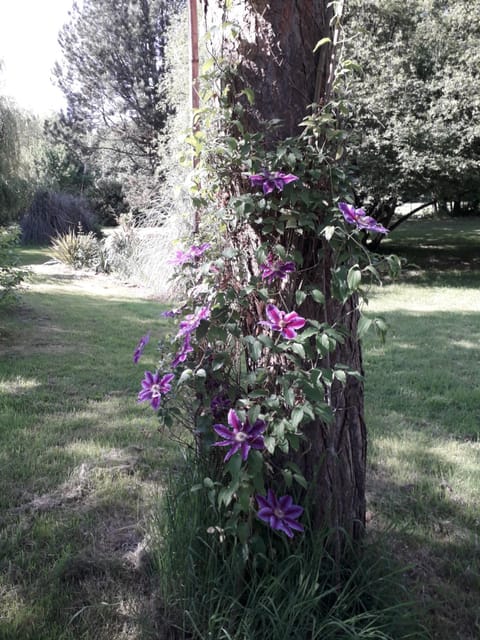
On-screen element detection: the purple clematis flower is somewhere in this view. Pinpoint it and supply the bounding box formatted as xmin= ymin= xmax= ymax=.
xmin=188 ymin=242 xmax=211 ymax=258
xmin=171 ymin=334 xmax=193 ymax=368
xmin=213 ymin=408 xmax=266 ymax=462
xmin=133 ymin=333 xmax=150 ymax=364
xmin=168 ymin=243 xmax=211 ymax=266
xmin=256 ymin=489 xmax=304 ymax=538
xmin=249 ymin=170 xmax=299 ymax=195
xmin=161 ymin=309 xmax=180 ymax=318
xmin=137 ymin=371 xmax=174 ymax=410
xmin=260 ymin=253 xmax=296 ymax=284
xmin=259 ymin=304 xmax=305 ymax=339
xmin=177 ymin=306 xmax=211 ymax=338
xmin=210 ymin=393 xmax=232 ymax=418
xmin=338 ymin=202 xmax=389 ymax=235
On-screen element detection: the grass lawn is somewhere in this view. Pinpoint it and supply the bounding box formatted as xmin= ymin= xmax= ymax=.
xmin=0 ymin=251 xmax=175 ymax=639
xmin=363 ymin=217 xmax=480 ymax=640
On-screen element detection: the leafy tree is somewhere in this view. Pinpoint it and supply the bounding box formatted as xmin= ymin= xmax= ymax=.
xmin=53 ymin=0 xmax=184 ymax=181
xmin=344 ymin=0 xmax=480 ymax=242
xmin=0 ymin=94 xmax=24 ymax=224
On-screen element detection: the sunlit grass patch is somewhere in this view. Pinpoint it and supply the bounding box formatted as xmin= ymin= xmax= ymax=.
xmin=363 ymin=219 xmax=480 ymax=639
xmin=0 ymin=260 xmax=174 ymax=639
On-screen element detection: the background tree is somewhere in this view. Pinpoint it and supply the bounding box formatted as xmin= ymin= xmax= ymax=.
xmin=344 ymin=0 xmax=480 ymax=241
xmin=53 ymin=0 xmax=184 ymax=197
xmin=201 ymin=0 xmax=366 ymax=544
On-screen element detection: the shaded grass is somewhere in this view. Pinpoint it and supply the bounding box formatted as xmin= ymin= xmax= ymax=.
xmin=15 ymin=244 xmax=51 ymax=266
xmin=0 ymin=264 xmax=173 ymax=639
xmin=363 ymin=216 xmax=480 ymax=640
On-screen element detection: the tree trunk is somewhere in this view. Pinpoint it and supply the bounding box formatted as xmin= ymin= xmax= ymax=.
xmin=201 ymin=0 xmax=366 ymax=545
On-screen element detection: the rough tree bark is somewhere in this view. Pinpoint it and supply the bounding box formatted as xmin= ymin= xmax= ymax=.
xmin=201 ymin=0 xmax=366 ymax=545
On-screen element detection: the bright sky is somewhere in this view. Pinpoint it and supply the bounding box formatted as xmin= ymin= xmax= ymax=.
xmin=0 ymin=0 xmax=74 ymax=115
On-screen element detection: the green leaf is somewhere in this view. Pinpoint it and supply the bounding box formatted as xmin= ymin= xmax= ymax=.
xmin=177 ymin=369 xmax=193 ymax=385
xmin=241 ymin=88 xmax=255 ymax=105
xmin=248 ymin=404 xmax=261 ymax=424
xmin=296 ymin=289 xmax=307 ymax=306
xmin=290 ymin=342 xmax=306 ymax=359
xmin=357 ymin=314 xmax=373 ymax=339
xmin=237 ymin=521 xmax=250 ymax=544
xmin=313 ymin=37 xmax=331 ymax=52
xmin=347 ymin=266 xmax=362 ymax=291
xmin=218 ymin=484 xmax=237 ymax=508
xmin=291 ymin=406 xmax=304 ymax=428
xmin=323 ymin=225 xmax=336 ymax=241
xmin=333 ymin=369 xmax=347 ymax=384
xmin=293 ymin=473 xmax=308 ymax=490
xmin=226 ymin=452 xmax=242 ymax=480
xmin=264 ymin=435 xmax=276 ymax=454
xmin=311 ymin=289 xmax=325 ymax=304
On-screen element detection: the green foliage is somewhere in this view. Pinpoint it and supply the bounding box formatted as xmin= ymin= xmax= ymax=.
xmin=20 ymin=189 xmax=98 ymax=245
xmin=49 ymin=228 xmax=101 ymax=270
xmin=345 ymin=0 xmax=480 ymax=227
xmin=0 ymin=96 xmax=29 ymax=225
xmin=0 ymin=225 xmax=25 ymax=301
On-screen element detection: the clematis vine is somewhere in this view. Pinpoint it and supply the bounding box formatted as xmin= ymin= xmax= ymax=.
xmin=138 ymin=371 xmax=174 ymax=410
xmin=256 ymin=489 xmax=304 ymax=538
xmin=213 ymin=408 xmax=266 ymax=462
xmin=259 ymin=304 xmax=305 ymax=339
xmin=338 ymin=202 xmax=389 ymax=234
xmin=259 ymin=253 xmax=295 ymax=284
xmin=133 ymin=332 xmax=150 ymax=364
xmin=249 ymin=170 xmax=299 ymax=195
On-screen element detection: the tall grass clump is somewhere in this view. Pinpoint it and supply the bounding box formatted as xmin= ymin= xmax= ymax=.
xmin=153 ymin=458 xmax=427 ymax=640
xmin=49 ymin=227 xmax=102 ymax=270
xmin=20 ymin=189 xmax=98 ymax=244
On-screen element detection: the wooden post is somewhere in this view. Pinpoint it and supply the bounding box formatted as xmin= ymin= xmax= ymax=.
xmin=189 ymin=0 xmax=200 ymax=232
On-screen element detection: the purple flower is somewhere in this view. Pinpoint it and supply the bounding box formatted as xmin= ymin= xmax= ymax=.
xmin=213 ymin=408 xmax=266 ymax=462
xmin=210 ymin=393 xmax=232 ymax=418
xmin=133 ymin=333 xmax=150 ymax=364
xmin=168 ymin=243 xmax=211 ymax=266
xmin=338 ymin=202 xmax=389 ymax=235
xmin=188 ymin=242 xmax=210 ymax=258
xmin=161 ymin=309 xmax=180 ymax=318
xmin=259 ymin=253 xmax=295 ymax=284
xmin=249 ymin=170 xmax=299 ymax=195
xmin=137 ymin=371 xmax=174 ymax=410
xmin=177 ymin=306 xmax=211 ymax=338
xmin=259 ymin=304 xmax=305 ymax=339
xmin=171 ymin=334 xmax=193 ymax=368
xmin=256 ymin=489 xmax=304 ymax=538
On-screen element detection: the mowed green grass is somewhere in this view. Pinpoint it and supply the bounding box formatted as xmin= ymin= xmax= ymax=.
xmin=363 ymin=217 xmax=480 ymax=640
xmin=0 ymin=251 xmax=174 ymax=639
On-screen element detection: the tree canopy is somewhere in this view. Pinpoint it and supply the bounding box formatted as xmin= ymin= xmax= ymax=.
xmin=345 ymin=0 xmax=480 ymax=230
xmin=53 ymin=0 xmax=184 ymax=180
